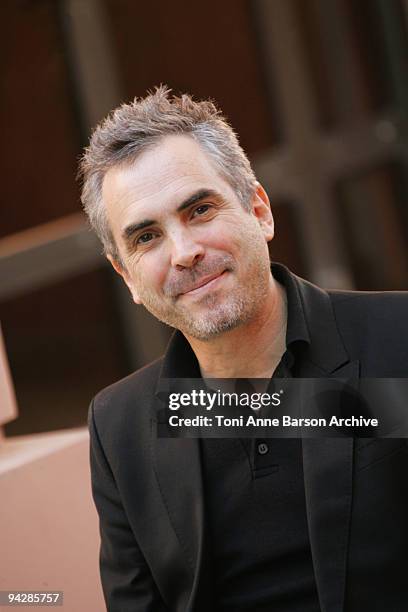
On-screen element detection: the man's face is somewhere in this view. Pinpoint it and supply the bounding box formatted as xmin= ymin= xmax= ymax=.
xmin=102 ymin=135 xmax=274 ymax=341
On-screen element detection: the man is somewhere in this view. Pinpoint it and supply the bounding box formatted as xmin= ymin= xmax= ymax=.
xmin=80 ymin=87 xmax=408 ymax=612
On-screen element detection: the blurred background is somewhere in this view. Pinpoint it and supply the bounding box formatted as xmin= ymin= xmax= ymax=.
xmin=0 ymin=2 xmax=407 ymax=607
xmin=1 ymin=0 xmax=407 ymax=435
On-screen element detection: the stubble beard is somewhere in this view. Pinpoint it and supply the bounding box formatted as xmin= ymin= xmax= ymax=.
xmin=135 ymin=233 xmax=272 ymax=341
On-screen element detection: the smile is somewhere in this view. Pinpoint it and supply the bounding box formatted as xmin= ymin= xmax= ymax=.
xmin=180 ymin=271 xmax=227 ymax=298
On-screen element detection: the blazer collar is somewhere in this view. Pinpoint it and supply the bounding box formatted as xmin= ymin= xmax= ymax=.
xmin=272 ymin=263 xmax=353 ymax=375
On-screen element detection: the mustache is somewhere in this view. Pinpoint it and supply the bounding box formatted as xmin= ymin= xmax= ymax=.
xmin=163 ymin=255 xmax=234 ymax=298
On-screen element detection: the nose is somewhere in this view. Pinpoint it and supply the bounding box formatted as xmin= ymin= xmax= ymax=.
xmin=169 ymin=229 xmax=205 ymax=269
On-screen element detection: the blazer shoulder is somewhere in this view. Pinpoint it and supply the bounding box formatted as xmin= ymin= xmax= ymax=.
xmin=91 ymin=357 xmax=163 ymax=420
xmin=329 ymin=288 xmax=408 ymax=325
xmin=327 ymin=289 xmax=408 ymax=374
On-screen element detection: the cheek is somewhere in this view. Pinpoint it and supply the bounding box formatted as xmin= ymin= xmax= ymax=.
xmin=131 ymin=258 xmax=167 ymax=295
xmin=199 ymin=222 xmax=243 ymax=253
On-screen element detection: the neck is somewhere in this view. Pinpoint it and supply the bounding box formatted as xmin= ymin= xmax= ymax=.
xmin=185 ymin=278 xmax=287 ymax=379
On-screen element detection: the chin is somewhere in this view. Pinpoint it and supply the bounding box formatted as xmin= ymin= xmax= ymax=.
xmin=180 ymin=299 xmax=253 ymax=341
xmin=184 ymin=319 xmax=241 ymax=342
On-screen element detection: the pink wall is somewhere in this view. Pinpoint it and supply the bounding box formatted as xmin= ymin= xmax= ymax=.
xmin=0 ymin=428 xmax=105 ymax=611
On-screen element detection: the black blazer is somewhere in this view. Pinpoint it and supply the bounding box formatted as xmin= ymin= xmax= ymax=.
xmin=89 ymin=265 xmax=408 ymax=612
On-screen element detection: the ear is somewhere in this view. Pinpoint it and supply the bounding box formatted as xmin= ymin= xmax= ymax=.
xmin=250 ymin=183 xmax=274 ymax=242
xmin=107 ymin=254 xmax=142 ymax=304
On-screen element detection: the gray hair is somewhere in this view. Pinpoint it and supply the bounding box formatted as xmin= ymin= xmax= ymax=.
xmin=78 ymin=85 xmax=258 ymax=262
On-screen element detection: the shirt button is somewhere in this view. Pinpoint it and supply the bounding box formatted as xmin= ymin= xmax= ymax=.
xmin=257 ymin=442 xmax=269 ymax=455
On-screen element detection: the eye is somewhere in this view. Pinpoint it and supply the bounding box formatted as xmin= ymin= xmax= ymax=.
xmin=192 ymin=204 xmax=210 ymax=217
xmin=136 ymin=231 xmax=155 ymax=245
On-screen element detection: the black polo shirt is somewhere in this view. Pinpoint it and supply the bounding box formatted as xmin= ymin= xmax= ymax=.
xmin=200 ymin=266 xmax=321 ymax=611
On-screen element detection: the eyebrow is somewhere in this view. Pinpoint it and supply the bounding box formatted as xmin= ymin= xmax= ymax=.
xmin=121 ymin=188 xmax=221 ymax=243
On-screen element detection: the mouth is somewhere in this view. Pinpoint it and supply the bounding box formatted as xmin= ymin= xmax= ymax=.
xmin=179 ymin=271 xmax=227 ymax=298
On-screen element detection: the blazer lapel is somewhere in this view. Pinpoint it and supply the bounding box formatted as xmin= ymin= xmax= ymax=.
xmin=302 ymin=435 xmax=354 ymax=612
xmin=152 ymin=423 xmax=209 ymax=611
xmin=151 ymin=332 xmax=211 ymax=611
xmin=292 ymin=268 xmax=360 ymax=612
xmin=301 ymin=360 xmax=359 ymax=612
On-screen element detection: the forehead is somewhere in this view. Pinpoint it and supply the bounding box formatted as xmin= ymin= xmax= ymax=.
xmin=102 ymin=135 xmax=234 ymax=230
